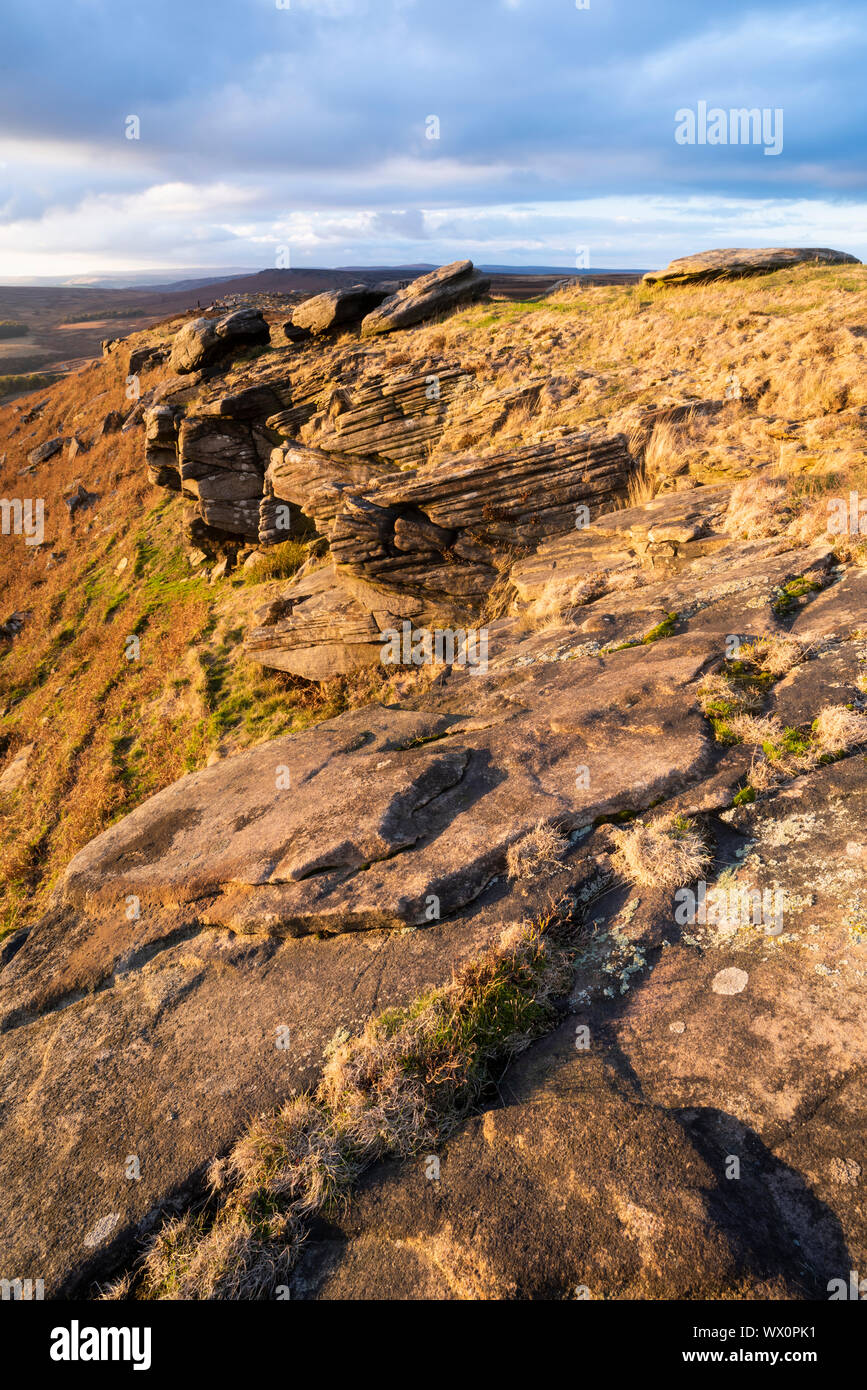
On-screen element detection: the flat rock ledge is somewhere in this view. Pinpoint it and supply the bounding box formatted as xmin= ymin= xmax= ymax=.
xmin=643 ymin=247 xmax=860 ymax=285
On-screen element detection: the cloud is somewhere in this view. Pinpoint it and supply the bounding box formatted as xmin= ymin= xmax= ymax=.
xmin=0 ymin=0 xmax=865 ymax=274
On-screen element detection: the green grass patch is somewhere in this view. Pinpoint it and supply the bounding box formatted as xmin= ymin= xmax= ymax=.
xmin=762 ymin=726 xmax=812 ymax=762
xmin=611 ymin=611 xmax=678 ymax=651
xmin=772 ymin=575 xmax=822 ymax=615
xmin=243 ymin=539 xmax=308 ymax=585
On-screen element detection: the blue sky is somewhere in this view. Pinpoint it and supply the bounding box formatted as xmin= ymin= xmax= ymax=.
xmin=0 ymin=0 xmax=865 ymax=277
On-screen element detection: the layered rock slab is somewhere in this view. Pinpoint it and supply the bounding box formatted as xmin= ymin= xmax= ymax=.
xmin=55 ymin=639 xmax=716 ymax=936
xmin=360 ymin=259 xmax=490 ymax=337
xmin=643 ymin=247 xmax=860 ymax=286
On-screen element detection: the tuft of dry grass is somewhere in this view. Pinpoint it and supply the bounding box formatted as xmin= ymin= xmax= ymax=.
xmin=811 ymin=704 xmax=866 ymax=756
xmin=518 ymin=571 xmax=608 ymax=632
xmin=735 ymin=635 xmax=804 ymax=678
xmin=726 ymin=712 xmax=785 ymax=747
xmin=506 ymin=820 xmax=569 ymax=880
xmin=609 ymin=813 xmax=710 ymax=889
xmin=724 ymin=473 xmax=793 ymax=539
xmin=242 ymin=539 xmax=309 ymax=585
xmin=697 ymin=670 xmax=763 ymax=719
xmin=624 ymin=462 xmax=656 ymax=509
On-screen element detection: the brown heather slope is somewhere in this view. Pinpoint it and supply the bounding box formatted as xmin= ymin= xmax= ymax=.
xmin=1 ymin=260 xmax=867 ymax=1301
xmin=0 ymin=346 xmax=386 ymax=939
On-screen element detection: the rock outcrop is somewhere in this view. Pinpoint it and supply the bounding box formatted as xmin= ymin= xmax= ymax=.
xmin=291 ymin=285 xmax=388 ymax=335
xmin=275 ymin=366 xmax=475 ymax=467
xmin=169 ymin=308 xmax=270 ymax=373
xmin=644 ymin=247 xmax=860 ymax=285
xmin=176 ymin=415 xmax=267 ymax=541
xmin=245 ymin=428 xmax=634 ymax=676
xmin=3 ymin=481 xmax=867 ymax=1298
xmin=360 ymin=259 xmax=490 ymax=336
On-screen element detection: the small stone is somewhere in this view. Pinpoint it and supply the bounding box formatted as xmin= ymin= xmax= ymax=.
xmin=712 ymin=967 xmax=749 ymax=996
xmin=0 ymin=742 xmax=35 ymax=792
xmin=828 ymin=1157 xmax=862 ymax=1186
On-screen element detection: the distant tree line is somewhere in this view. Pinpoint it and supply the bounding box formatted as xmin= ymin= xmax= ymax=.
xmin=58 ymin=307 xmax=140 ymax=324
xmin=0 ymin=371 xmax=60 ymax=400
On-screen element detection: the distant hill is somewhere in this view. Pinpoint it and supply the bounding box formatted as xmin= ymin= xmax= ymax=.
xmin=0 ymin=261 xmax=649 ymax=376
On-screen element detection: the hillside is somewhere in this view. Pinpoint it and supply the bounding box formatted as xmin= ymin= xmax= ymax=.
xmin=0 ymin=267 xmax=639 ymax=386
xmin=1 ymin=253 xmax=866 ymax=1300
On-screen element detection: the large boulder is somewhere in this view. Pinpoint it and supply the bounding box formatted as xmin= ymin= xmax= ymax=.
xmin=360 ymin=260 xmax=490 ymax=336
xmin=291 ymin=285 xmax=388 ymax=336
xmin=643 ymin=247 xmax=860 ymax=286
xmin=169 ymin=308 xmax=270 ymax=374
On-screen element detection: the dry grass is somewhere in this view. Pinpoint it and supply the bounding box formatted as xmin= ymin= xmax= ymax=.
xmin=408 ymin=263 xmax=867 ymax=483
xmin=726 ymin=712 xmax=785 ymax=747
xmin=811 ymin=704 xmax=867 ymax=755
xmin=725 ymin=703 xmax=864 ymax=793
xmin=106 ymin=907 xmax=577 ymax=1300
xmin=506 ymin=820 xmax=569 ymax=880
xmin=609 ymin=813 xmax=710 ymax=889
xmin=697 ymin=671 xmax=763 ymax=719
xmin=698 ymin=637 xmax=807 ymax=754
xmin=624 ymin=462 xmax=657 ymax=509
xmin=724 ymin=473 xmax=793 ymax=539
xmin=517 ymin=571 xmax=609 ymax=632
xmin=735 ymin=635 xmax=804 ymax=678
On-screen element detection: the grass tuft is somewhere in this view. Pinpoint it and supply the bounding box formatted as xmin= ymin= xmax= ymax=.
xmin=609 ymin=812 xmax=710 ymax=889
xmin=103 ymin=907 xmax=578 ymax=1301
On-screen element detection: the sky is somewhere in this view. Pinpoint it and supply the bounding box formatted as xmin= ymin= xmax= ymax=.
xmin=0 ymin=0 xmax=865 ymax=279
